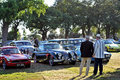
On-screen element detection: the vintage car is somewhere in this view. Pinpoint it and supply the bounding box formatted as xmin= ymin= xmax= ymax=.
xmin=32 ymin=43 xmax=77 ymax=66
xmin=62 ymin=44 xmax=81 ymax=61
xmin=65 ymin=45 xmax=111 ymax=62
xmin=0 ymin=46 xmax=31 ymax=69
xmin=104 ymin=40 xmax=120 ymax=52
xmin=48 ymin=39 xmax=69 ymax=47
xmin=9 ymin=40 xmax=34 ymax=56
xmin=68 ymin=38 xmax=85 ymax=46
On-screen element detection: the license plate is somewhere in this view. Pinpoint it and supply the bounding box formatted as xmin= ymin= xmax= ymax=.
xmin=16 ymin=64 xmax=25 ymax=67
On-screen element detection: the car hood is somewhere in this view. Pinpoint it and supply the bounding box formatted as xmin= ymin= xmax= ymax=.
xmin=104 ymin=51 xmax=111 ymax=55
xmin=5 ymin=54 xmax=28 ymax=60
xmin=105 ymin=44 xmax=120 ymax=48
xmin=49 ymin=49 xmax=68 ymax=53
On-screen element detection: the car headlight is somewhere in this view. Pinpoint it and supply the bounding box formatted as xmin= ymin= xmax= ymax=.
xmin=54 ymin=52 xmax=57 ymax=55
xmin=71 ymin=52 xmax=74 ymax=56
xmin=58 ymin=53 xmax=62 ymax=56
xmin=6 ymin=57 xmax=10 ymax=61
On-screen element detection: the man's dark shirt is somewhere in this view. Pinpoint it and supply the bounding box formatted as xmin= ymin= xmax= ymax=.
xmin=80 ymin=40 xmax=94 ymax=57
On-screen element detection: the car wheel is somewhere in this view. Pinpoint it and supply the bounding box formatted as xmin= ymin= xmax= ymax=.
xmin=69 ymin=61 xmax=76 ymax=65
xmin=26 ymin=64 xmax=31 ymax=68
xmin=3 ymin=60 xmax=8 ymax=69
xmin=49 ymin=56 xmax=54 ymax=66
xmin=34 ymin=55 xmax=39 ymax=63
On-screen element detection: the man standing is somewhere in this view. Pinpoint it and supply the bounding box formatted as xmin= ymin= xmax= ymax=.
xmin=93 ymin=34 xmax=105 ymax=75
xmin=80 ymin=36 xmax=94 ymax=76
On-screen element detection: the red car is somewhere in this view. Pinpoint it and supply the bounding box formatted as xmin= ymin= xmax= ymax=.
xmin=0 ymin=46 xmax=31 ymax=69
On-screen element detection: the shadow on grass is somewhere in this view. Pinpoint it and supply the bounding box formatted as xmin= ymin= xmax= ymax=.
xmin=0 ymin=61 xmax=81 ymax=74
xmin=70 ymin=69 xmax=120 ymax=80
xmin=0 ymin=60 xmax=109 ymax=75
xmin=87 ymin=67 xmax=120 ymax=80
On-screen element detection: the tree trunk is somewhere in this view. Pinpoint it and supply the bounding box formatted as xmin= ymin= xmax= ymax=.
xmin=87 ymin=25 xmax=91 ymax=35
xmin=105 ymin=25 xmax=110 ymax=39
xmin=42 ymin=31 xmax=47 ymax=41
xmin=13 ymin=22 xmax=19 ymax=40
xmin=112 ymin=28 xmax=116 ymax=40
xmin=13 ymin=26 xmax=18 ymax=40
xmin=82 ymin=25 xmax=85 ymax=38
xmin=65 ymin=29 xmax=69 ymax=39
xmin=2 ymin=21 xmax=10 ymax=46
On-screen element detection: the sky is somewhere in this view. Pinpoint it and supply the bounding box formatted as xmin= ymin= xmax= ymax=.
xmin=44 ymin=0 xmax=55 ymax=6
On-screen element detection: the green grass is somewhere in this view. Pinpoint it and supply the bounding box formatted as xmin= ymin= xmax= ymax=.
xmin=0 ymin=52 xmax=120 ymax=80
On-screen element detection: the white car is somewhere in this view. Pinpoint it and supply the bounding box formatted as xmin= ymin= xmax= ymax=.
xmin=9 ymin=40 xmax=34 ymax=56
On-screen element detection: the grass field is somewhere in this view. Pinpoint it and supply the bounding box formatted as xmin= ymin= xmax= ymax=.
xmin=0 ymin=52 xmax=120 ymax=80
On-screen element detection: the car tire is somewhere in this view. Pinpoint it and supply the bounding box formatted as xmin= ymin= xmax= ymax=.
xmin=69 ymin=61 xmax=76 ymax=65
xmin=49 ymin=56 xmax=54 ymax=66
xmin=3 ymin=60 xmax=8 ymax=69
xmin=34 ymin=55 xmax=39 ymax=63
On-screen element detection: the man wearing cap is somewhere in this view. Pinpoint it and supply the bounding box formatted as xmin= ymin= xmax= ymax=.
xmin=79 ymin=36 xmax=94 ymax=76
xmin=93 ymin=34 xmax=105 ymax=75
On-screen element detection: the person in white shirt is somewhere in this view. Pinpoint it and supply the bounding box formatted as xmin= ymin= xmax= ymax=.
xmin=93 ymin=34 xmax=105 ymax=75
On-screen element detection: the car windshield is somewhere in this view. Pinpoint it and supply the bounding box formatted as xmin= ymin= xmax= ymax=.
xmin=49 ymin=40 xmax=69 ymax=45
xmin=104 ymin=40 xmax=114 ymax=44
xmin=2 ymin=48 xmax=20 ymax=55
xmin=16 ymin=42 xmax=32 ymax=46
xmin=44 ymin=44 xmax=62 ymax=50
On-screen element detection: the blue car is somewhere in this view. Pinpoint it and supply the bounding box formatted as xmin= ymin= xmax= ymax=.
xmin=68 ymin=38 xmax=85 ymax=46
xmin=32 ymin=43 xmax=77 ymax=66
xmin=48 ymin=39 xmax=69 ymax=47
xmin=74 ymin=45 xmax=111 ymax=62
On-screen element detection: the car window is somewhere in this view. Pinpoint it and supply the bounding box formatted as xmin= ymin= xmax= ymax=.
xmin=104 ymin=40 xmax=113 ymax=44
xmin=2 ymin=48 xmax=20 ymax=54
xmin=16 ymin=42 xmax=32 ymax=46
xmin=69 ymin=40 xmax=74 ymax=44
xmin=44 ymin=44 xmax=61 ymax=50
xmin=10 ymin=42 xmax=16 ymax=46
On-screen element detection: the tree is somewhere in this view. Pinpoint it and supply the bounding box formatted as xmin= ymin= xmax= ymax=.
xmin=48 ymin=30 xmax=58 ymax=39
xmin=27 ymin=7 xmax=62 ymax=40
xmin=0 ymin=0 xmax=47 ymax=46
xmin=7 ymin=28 xmax=20 ymax=40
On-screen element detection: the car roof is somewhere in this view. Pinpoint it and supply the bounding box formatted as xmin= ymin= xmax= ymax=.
xmin=49 ymin=39 xmax=68 ymax=41
xmin=12 ymin=40 xmax=31 ymax=42
xmin=0 ymin=46 xmax=18 ymax=49
xmin=40 ymin=43 xmax=59 ymax=45
xmin=68 ymin=38 xmax=85 ymax=40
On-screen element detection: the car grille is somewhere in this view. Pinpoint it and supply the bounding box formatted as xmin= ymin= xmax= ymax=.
xmin=105 ymin=54 xmax=110 ymax=58
xmin=12 ymin=60 xmax=28 ymax=63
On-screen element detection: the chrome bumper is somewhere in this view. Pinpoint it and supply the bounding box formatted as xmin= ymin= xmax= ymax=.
xmin=53 ymin=58 xmax=77 ymax=63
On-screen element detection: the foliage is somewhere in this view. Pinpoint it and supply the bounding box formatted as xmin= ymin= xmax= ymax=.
xmin=0 ymin=0 xmax=47 ymax=46
xmin=27 ymin=7 xmax=62 ymax=40
xmin=48 ymin=30 xmax=59 ymax=39
xmin=27 ymin=30 xmax=42 ymax=40
xmin=7 ymin=28 xmax=20 ymax=40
